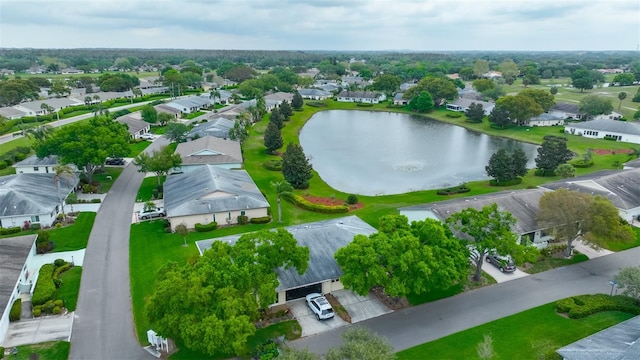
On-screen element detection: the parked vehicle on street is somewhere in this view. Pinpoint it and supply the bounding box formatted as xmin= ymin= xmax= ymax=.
xmin=139 ymin=133 xmax=155 ymax=140
xmin=105 ymin=157 xmax=125 ymax=166
xmin=305 ymin=293 xmax=334 ymax=320
xmin=137 ymin=207 xmax=166 ymax=220
xmin=486 ymin=252 xmax=516 ymax=273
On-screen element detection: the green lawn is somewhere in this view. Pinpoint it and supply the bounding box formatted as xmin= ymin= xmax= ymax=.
xmin=185 ymin=111 xmax=206 ymax=119
xmin=129 ymin=140 xmax=152 ymax=157
xmin=49 ymin=212 xmax=96 ymax=252
xmin=603 ymin=227 xmax=640 ymax=252
xmin=0 ymin=136 xmax=34 ymax=154
xmin=56 ymin=266 xmax=82 ymax=311
xmin=136 ymin=176 xmax=164 ymax=202
xmin=149 ymin=125 xmax=168 ymax=135
xmin=525 ymin=254 xmax=589 ymax=274
xmin=10 ymin=341 xmax=70 ymax=360
xmin=91 ymin=167 xmax=123 ymax=193
xmin=407 ymin=267 xmax=497 ymax=306
xmin=397 ymin=302 xmax=637 ymax=360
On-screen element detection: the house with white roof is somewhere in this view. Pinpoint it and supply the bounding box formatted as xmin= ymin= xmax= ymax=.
xmin=174 ymin=136 xmax=243 ymax=172
xmin=337 ymin=91 xmax=384 ymax=104
xmin=165 ymin=96 xmax=212 ymax=114
xmin=297 ymin=89 xmax=332 ymax=100
xmin=528 ymin=113 xmax=565 ymax=127
xmin=163 ymin=166 xmax=269 ymax=230
xmin=13 ymin=155 xmax=78 ymax=174
xmin=564 ymin=119 xmax=640 ymax=144
xmin=446 ymin=98 xmax=495 ymax=115
xmin=0 ymin=107 xmax=26 ymax=120
xmin=187 ymin=117 xmax=235 ymax=141
xmin=115 ymin=115 xmax=151 ymax=139
xmin=195 ymin=216 xmax=378 ymax=305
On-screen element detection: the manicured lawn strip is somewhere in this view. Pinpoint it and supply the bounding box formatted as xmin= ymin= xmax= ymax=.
xmin=0 ymin=136 xmax=34 ymax=154
xmin=525 ymin=254 xmax=589 ymax=274
xmin=149 ymin=126 xmax=167 ymax=135
xmin=129 ymin=140 xmax=152 ymax=157
xmin=136 ymin=176 xmax=165 ymax=202
xmin=56 ymin=266 xmax=82 ymax=311
xmin=185 ymin=111 xmax=206 ymax=119
xmin=408 ymin=267 xmax=497 ymax=305
xmin=49 ymin=212 xmax=96 ymax=252
xmin=60 ymin=110 xmax=92 ymax=118
xmin=92 ymin=167 xmax=123 ymax=193
xmin=396 ymin=303 xmax=636 ymax=360
xmin=603 ymin=227 xmax=640 ymax=252
xmin=13 ymin=341 xmax=70 ymax=360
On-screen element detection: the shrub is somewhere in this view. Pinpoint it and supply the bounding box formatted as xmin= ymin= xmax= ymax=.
xmin=53 ymin=263 xmax=71 ymax=280
xmin=264 ymin=159 xmax=283 ymax=171
xmin=356 ymin=103 xmax=374 ymax=107
xmin=555 ymin=294 xmax=640 ymax=319
xmin=541 ymin=244 xmax=568 ymax=257
xmin=489 ymin=178 xmax=523 ymax=186
xmin=54 ymin=299 xmax=63 ymax=308
xmin=250 ymin=216 xmax=272 ymax=224
xmin=194 ymin=221 xmax=218 ymax=232
xmin=52 ymin=306 xmax=62 ymax=315
xmin=43 ymin=300 xmax=55 ymax=313
xmin=0 ymin=226 xmax=21 ymax=235
xmin=0 ymin=160 xmax=6 ymax=170
xmin=36 ymin=242 xmax=54 ymax=254
xmin=9 ymin=299 xmax=21 ymax=321
xmin=306 ymin=101 xmax=327 ymax=107
xmin=82 ymin=184 xmax=97 ymax=193
xmin=346 ymin=194 xmax=358 ymax=205
xmin=436 ymin=184 xmax=471 ymax=195
xmin=91 ymin=198 xmax=102 ymax=203
xmin=237 ymin=215 xmax=249 ymax=225
xmin=535 ymin=169 xmax=556 ymax=177
xmin=54 ymin=259 xmax=66 ymax=267
xmin=32 ymin=264 xmax=56 ymax=306
xmin=280 ymin=192 xmax=349 ymax=213
xmin=446 ymin=112 xmax=463 ymax=118
xmin=570 ymin=160 xmax=594 ymax=168
xmin=33 ymin=308 xmax=41 ymax=317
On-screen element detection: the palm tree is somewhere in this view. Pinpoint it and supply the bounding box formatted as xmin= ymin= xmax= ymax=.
xmin=53 ymin=165 xmax=77 ymax=223
xmin=25 ymin=125 xmax=54 ymax=143
xmin=175 ymin=223 xmax=189 ymax=247
xmin=84 ymin=96 xmax=92 ymax=106
xmin=210 ymin=89 xmax=221 ymax=108
xmin=271 ymin=181 xmax=293 ymax=223
xmin=618 ymin=92 xmax=627 ymax=110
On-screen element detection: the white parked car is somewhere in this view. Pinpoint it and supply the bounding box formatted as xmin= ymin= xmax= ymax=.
xmin=305 ymin=293 xmax=334 ymax=320
xmin=137 ymin=207 xmax=166 ymax=220
xmin=140 ymin=133 xmax=155 ymax=140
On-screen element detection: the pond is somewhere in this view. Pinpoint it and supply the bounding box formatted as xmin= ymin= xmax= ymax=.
xmin=299 ymin=110 xmax=539 ymax=196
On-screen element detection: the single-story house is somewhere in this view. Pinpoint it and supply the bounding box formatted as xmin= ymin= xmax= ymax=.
xmin=174 ymin=136 xmax=243 ymax=172
xmin=165 ymin=96 xmax=212 ymax=114
xmin=0 ymin=107 xmax=26 ymax=120
xmin=400 ymin=188 xmax=554 ymax=248
xmin=163 ymin=166 xmax=269 ymax=230
xmin=13 ymin=98 xmax=83 ymax=116
xmin=13 ymin=155 xmax=78 ymax=174
xmin=564 ymin=119 xmax=640 ymax=144
xmin=337 ymin=91 xmax=385 ymax=104
xmin=60 ymin=68 xmax=84 ymax=74
xmin=540 ymin=168 xmax=640 ymax=222
xmin=153 ymin=104 xmax=181 ymax=119
xmin=314 ymin=82 xmax=341 ymax=93
xmin=399 ymin=82 xmax=417 ymax=91
xmin=556 ymin=315 xmax=640 ymax=360
xmin=297 ymin=89 xmax=332 ymax=100
xmin=393 ymin=93 xmax=409 ymax=106
xmin=550 ymin=103 xmax=585 ymax=120
xmin=186 ymin=117 xmax=235 ymax=141
xmin=341 ymin=76 xmax=371 ymax=87
xmin=592 ymin=111 xmax=623 ymax=121
xmin=115 ymin=115 xmax=151 ymax=139
xmin=446 ymin=98 xmax=495 ymax=115
xmin=528 ymin=113 xmax=565 ymax=127
xmin=195 ymin=215 xmax=378 ymax=306
xmin=458 ymin=88 xmax=482 ymax=100
xmin=298 ymin=68 xmax=320 ymax=79
xmin=483 ymin=70 xmax=502 ymax=79
xmin=0 ymin=234 xmax=37 ymax=346
xmin=0 ymin=173 xmax=78 ymax=229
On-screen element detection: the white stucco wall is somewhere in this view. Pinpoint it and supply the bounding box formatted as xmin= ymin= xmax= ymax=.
xmin=169 ymin=207 xmax=268 ymax=230
xmin=0 ymin=212 xmax=57 ymax=229
xmin=564 ymin=126 xmax=640 ymax=145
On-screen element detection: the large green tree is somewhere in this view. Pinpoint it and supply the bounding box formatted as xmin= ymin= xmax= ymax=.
xmin=408 ymin=91 xmax=434 ymax=113
xmin=282 ymin=143 xmax=313 ymax=189
xmin=325 ymin=328 xmax=396 ymax=360
xmin=372 ymin=74 xmax=402 ymax=95
xmin=518 ymin=88 xmax=555 ymax=112
xmin=404 ymin=76 xmax=457 ymax=105
xmin=534 ymin=135 xmax=573 ymax=175
xmin=264 ymin=121 xmax=283 ymax=155
xmin=579 ymin=94 xmax=614 ymax=119
xmin=485 ymin=148 xmax=528 ymax=184
xmin=447 ymin=203 xmax=532 ymax=282
xmin=291 ymin=91 xmax=304 ymax=110
xmin=145 ymin=229 xmax=309 ymax=356
xmin=36 ymin=116 xmax=130 ymax=183
xmin=496 ymin=94 xmax=544 ymax=126
xmin=472 ymin=79 xmax=495 ymax=92
xmin=537 ymin=189 xmax=634 ymax=257
xmin=612 ymin=73 xmax=636 ymax=86
xmin=488 ymin=105 xmax=511 ymax=129
xmin=133 ymin=145 xmax=182 ymax=186
xmin=165 ymin=122 xmax=189 ymax=143
xmin=613 ymin=266 xmax=640 ymax=302
xmin=141 ymin=105 xmax=158 ymax=124
xmin=571 ymin=69 xmax=594 ymax=92
xmin=465 ymin=102 xmax=486 ymax=123
xmin=335 ymin=215 xmax=468 ymax=299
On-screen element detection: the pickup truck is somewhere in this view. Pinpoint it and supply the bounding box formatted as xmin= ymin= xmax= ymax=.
xmin=137 ymin=207 xmax=166 ymax=220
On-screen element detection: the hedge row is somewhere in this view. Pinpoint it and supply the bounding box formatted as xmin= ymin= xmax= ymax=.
xmin=263 ymin=159 xmax=282 ymax=171
xmin=195 ymin=221 xmax=218 ymax=232
xmin=9 ymin=299 xmax=21 ymax=321
xmin=570 ymin=160 xmax=594 ymax=168
xmin=556 ymin=294 xmax=640 ymax=319
xmin=32 ymin=264 xmax=56 ymax=306
xmin=0 ymin=226 xmax=21 ymax=235
xmin=436 ymin=186 xmax=471 ymax=196
xmin=280 ymin=192 xmax=349 ymax=214
xmin=489 ymin=178 xmax=523 ymax=187
xmin=250 ymin=216 xmax=272 ymax=224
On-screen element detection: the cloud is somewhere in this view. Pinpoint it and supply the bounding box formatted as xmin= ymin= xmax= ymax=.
xmin=0 ymin=0 xmax=638 ymax=50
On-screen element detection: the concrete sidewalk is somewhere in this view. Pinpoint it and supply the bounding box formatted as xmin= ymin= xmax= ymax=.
xmin=3 ymin=312 xmax=74 ymax=347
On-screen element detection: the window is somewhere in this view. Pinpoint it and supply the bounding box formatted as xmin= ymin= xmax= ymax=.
xmin=31 ymin=215 xmax=40 ymax=223
xmin=240 ymin=210 xmax=246 ymax=216
xmin=33 ymin=167 xmax=39 ymax=171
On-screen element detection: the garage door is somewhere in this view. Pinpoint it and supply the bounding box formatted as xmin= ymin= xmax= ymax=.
xmin=285 ymin=283 xmax=322 ymax=301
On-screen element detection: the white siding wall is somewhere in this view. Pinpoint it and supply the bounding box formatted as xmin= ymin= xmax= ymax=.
xmin=169 ymin=207 xmax=268 ymax=230
xmin=564 ymin=126 xmax=640 ymax=145
xmin=1 ymin=212 xmax=57 ymax=229
xmin=0 ymin=241 xmax=36 ymax=344
xmin=529 ymin=120 xmax=564 ymax=127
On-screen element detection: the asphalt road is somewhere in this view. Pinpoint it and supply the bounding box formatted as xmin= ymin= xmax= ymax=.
xmin=291 ymin=246 xmax=640 ymax=354
xmin=69 ymin=137 xmax=169 ymax=360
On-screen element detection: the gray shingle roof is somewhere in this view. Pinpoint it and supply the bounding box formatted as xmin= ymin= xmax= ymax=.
xmin=298 ymin=89 xmax=332 ymax=98
xmin=552 ymin=102 xmax=581 ymax=114
xmin=0 ymin=235 xmax=36 ymax=318
xmin=565 ymin=119 xmax=640 ymax=136
xmin=540 ymin=168 xmax=640 ymax=210
xmin=13 ymin=155 xmax=59 ymax=167
xmin=0 ymin=107 xmax=26 ymax=118
xmin=163 ymin=166 xmax=268 ymax=217
xmin=17 ymin=98 xmax=82 ymax=111
xmin=337 ymin=91 xmax=380 ymax=99
xmin=115 ymin=115 xmax=149 ymax=135
xmin=0 ymin=173 xmax=78 ymax=217
xmin=556 ymin=315 xmax=640 ymax=360
xmin=448 ymin=98 xmax=494 ymax=109
xmin=175 ymin=136 xmax=243 ymax=166
xmin=187 ymin=118 xmax=235 ymax=139
xmin=624 ymin=158 xmax=640 ymax=169
xmin=195 ymin=215 xmax=377 ymax=291
xmin=531 ymin=113 xmax=564 ymax=121
xmin=400 ymin=188 xmax=550 ymax=235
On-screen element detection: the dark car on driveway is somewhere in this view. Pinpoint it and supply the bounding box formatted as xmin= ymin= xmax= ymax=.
xmin=486 ymin=252 xmax=516 ymax=273
xmin=105 ymin=157 xmax=125 ymax=166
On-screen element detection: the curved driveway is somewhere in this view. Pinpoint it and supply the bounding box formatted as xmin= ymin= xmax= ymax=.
xmin=291 ymin=246 xmax=640 ymax=354
xmin=69 ymin=138 xmax=169 ymax=360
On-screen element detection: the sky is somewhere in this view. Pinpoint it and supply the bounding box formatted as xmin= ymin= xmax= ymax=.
xmin=1 ymin=0 xmax=639 ymax=51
